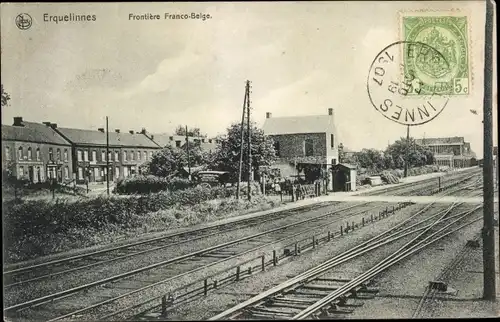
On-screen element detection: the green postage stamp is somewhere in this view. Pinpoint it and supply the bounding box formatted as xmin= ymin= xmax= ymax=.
xmin=402 ymin=15 xmax=470 ymax=96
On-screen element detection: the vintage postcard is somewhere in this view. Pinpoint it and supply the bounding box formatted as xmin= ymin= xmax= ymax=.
xmin=1 ymin=1 xmax=498 ymax=321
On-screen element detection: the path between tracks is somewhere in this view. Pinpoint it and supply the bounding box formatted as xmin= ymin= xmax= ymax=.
xmin=316 ymin=195 xmax=497 ymax=205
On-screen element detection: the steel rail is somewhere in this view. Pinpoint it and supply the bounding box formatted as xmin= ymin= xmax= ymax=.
xmin=293 ymin=206 xmax=482 ymax=319
xmin=207 ymin=201 xmax=452 ymax=320
xmin=209 ymin=201 xmax=479 ymax=320
xmin=42 ymin=202 xmax=385 ymax=322
xmin=3 ymin=202 xmax=333 ymax=277
xmin=4 ymin=202 xmax=368 ymax=314
xmin=4 ymin=202 xmax=337 ymax=288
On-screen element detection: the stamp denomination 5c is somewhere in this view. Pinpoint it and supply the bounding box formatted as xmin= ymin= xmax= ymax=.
xmin=403 ymin=15 xmax=470 ymax=96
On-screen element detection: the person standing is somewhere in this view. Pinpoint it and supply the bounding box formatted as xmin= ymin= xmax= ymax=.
xmin=274 ymin=179 xmax=282 ymax=201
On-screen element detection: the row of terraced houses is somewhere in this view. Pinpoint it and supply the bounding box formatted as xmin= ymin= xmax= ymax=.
xmin=1 ymin=117 xmax=216 ymax=184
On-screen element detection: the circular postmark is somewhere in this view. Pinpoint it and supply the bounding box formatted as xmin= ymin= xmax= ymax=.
xmin=15 ymin=13 xmax=32 ymax=30
xmin=367 ymin=41 xmax=451 ymax=126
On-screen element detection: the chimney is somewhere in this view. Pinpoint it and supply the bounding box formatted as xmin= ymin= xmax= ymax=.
xmin=169 ymin=136 xmax=173 ymax=141
xmin=50 ymin=123 xmax=57 ymax=129
xmin=13 ymin=117 xmax=24 ymax=126
xmin=328 ymin=108 xmax=333 ymax=116
xmin=115 ymin=129 xmax=120 ymax=133
xmin=43 ymin=121 xmax=51 ymax=127
xmin=151 ymin=135 xmax=154 ymax=140
xmin=202 ymin=138 xmax=205 ymax=143
xmin=98 ymin=128 xmax=105 ymax=133
xmin=209 ymin=139 xmax=213 ymax=143
xmin=129 ymin=130 xmax=134 ymax=134
xmin=140 ymin=128 xmax=146 ymax=134
xmin=266 ymin=112 xmax=272 ymax=119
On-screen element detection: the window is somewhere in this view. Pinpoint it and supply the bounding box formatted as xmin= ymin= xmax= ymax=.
xmin=175 ymin=140 xmax=181 ymax=147
xmin=123 ymin=166 xmax=129 ymax=178
xmin=19 ymin=166 xmax=24 ymax=178
xmin=114 ymin=151 xmax=119 ymax=161
xmin=130 ymin=150 xmax=135 ymax=161
xmin=83 ymin=150 xmax=89 ymax=162
xmin=137 ymin=151 xmax=141 ymax=161
xmin=27 ymin=147 xmax=32 ymax=160
xmin=39 ymin=167 xmax=44 ymax=181
xmin=64 ymin=149 xmax=68 ymax=161
xmin=143 ymin=151 xmax=147 ymax=160
xmin=78 ymin=167 xmax=83 ymax=180
xmin=331 ymin=134 xmax=334 ymax=149
xmin=77 ymin=150 xmax=83 ymax=161
xmin=18 ymin=147 xmax=23 ymax=160
xmin=102 ymin=151 xmax=106 ymax=162
xmin=108 ymin=151 xmax=112 ymax=162
xmin=57 ymin=148 xmax=61 ymax=160
xmin=304 ymin=139 xmax=314 ymax=157
xmin=149 ymin=151 xmax=153 ymax=159
xmin=64 ymin=166 xmax=69 ymax=179
xmin=94 ymin=168 xmax=99 ymax=179
xmin=5 ymin=147 xmax=11 ymax=160
xmin=36 ymin=148 xmax=40 ymax=160
xmin=49 ymin=148 xmax=53 ymax=161
xmin=36 ymin=166 xmax=41 ymax=182
xmin=92 ymin=150 xmax=97 ymax=162
xmin=115 ymin=166 xmax=120 ymax=178
xmin=123 ymin=151 xmax=127 ymax=161
xmin=274 ymin=141 xmax=281 ymax=157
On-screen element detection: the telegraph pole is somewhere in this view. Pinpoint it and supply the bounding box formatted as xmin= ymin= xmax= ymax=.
xmin=106 ymin=116 xmax=110 ymax=196
xmin=236 ymin=82 xmax=248 ymax=200
xmin=186 ymin=125 xmax=191 ymax=179
xmin=482 ymin=0 xmax=496 ymax=301
xmin=247 ymin=80 xmax=252 ymax=201
xmin=404 ymin=125 xmax=410 ymax=177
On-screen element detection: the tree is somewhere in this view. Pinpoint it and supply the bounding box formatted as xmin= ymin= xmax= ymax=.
xmin=211 ymin=121 xmax=276 ymax=182
xmin=1 ymin=84 xmax=11 ymax=107
xmin=175 ymin=125 xmax=203 ymax=137
xmin=384 ymin=137 xmax=435 ymax=169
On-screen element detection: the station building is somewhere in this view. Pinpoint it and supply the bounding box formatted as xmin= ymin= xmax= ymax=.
xmin=262 ymin=108 xmax=339 ymax=190
xmin=415 ymin=136 xmax=476 ymax=168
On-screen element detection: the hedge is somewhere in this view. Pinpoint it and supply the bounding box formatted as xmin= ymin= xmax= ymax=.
xmin=3 ymin=185 xmax=234 ymax=253
xmin=114 ymin=175 xmax=193 ymax=194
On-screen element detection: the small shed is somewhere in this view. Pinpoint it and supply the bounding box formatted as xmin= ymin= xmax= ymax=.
xmin=332 ymin=163 xmax=357 ymax=192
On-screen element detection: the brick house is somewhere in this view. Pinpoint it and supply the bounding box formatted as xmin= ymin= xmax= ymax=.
xmin=415 ymin=136 xmax=476 ymax=168
xmin=49 ymin=125 xmax=161 ymax=183
xmin=1 ymin=117 xmax=73 ymax=183
xmin=262 ymin=108 xmax=339 ymax=190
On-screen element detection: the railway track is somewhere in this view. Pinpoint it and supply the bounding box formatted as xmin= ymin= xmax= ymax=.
xmin=208 ymin=202 xmax=483 ymax=320
xmin=3 ymin=169 xmax=481 ymax=321
xmin=4 ymin=167 xmax=478 ymax=289
xmin=6 ymin=201 xmax=399 ymax=320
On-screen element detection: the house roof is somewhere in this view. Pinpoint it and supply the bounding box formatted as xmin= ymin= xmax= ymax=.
xmin=1 ymin=122 xmax=70 ymax=146
xmin=56 ymin=127 xmax=160 ymax=148
xmin=263 ymin=115 xmax=334 ymax=135
xmin=150 ymin=133 xmax=207 ymax=147
xmin=334 ymin=163 xmax=357 ymax=170
xmin=415 ymin=137 xmax=465 ymax=146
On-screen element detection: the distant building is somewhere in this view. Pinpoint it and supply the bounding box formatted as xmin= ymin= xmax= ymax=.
xmin=49 ymin=125 xmax=160 ymax=183
xmin=415 ymin=136 xmax=476 ymax=168
xmin=263 ymin=108 xmax=339 ymax=190
xmin=1 ymin=117 xmax=73 ymax=183
xmin=151 ymin=134 xmax=217 ymax=153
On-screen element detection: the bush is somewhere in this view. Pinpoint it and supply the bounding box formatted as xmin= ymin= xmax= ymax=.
xmin=115 ymin=175 xmax=170 ymax=194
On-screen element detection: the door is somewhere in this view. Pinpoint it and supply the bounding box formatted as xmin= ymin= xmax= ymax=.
xmin=28 ymin=166 xmax=34 ymax=183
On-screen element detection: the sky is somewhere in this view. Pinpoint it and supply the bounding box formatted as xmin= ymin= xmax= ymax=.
xmin=1 ymin=1 xmax=497 ymax=156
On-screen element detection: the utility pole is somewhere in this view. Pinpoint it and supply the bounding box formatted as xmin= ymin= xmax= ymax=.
xmin=482 ymin=0 xmax=496 ymax=301
xmin=247 ymin=80 xmax=252 ymax=201
xmin=106 ymin=116 xmax=110 ymax=196
xmin=186 ymin=125 xmax=191 ymax=179
xmin=236 ymin=82 xmax=248 ymax=200
xmin=404 ymin=125 xmax=410 ymax=177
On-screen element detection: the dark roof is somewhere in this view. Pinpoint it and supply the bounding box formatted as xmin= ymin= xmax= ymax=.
xmin=151 ymin=133 xmax=206 ymax=147
xmin=415 ymin=137 xmax=465 ymax=145
xmin=334 ymin=163 xmax=357 ymax=170
xmin=1 ymin=122 xmax=70 ymax=145
xmin=263 ymin=114 xmax=334 ymax=135
xmin=56 ymin=127 xmax=160 ymax=148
